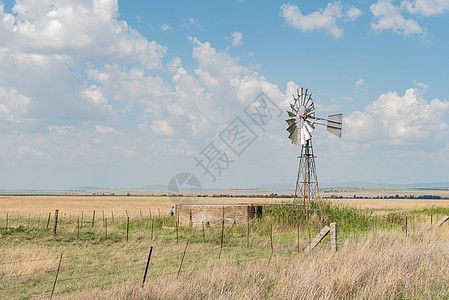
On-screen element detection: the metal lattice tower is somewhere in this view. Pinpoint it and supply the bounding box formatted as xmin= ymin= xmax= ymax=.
xmin=286 ymin=88 xmax=343 ymax=216
xmin=294 ymin=140 xmax=319 ymax=214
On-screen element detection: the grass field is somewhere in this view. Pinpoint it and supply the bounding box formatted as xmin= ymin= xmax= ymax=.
xmin=0 ymin=196 xmax=284 ymax=218
xmin=2 ymin=193 xmax=449 ymax=299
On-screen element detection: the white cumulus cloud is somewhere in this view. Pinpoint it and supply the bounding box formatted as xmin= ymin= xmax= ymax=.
xmin=354 ymin=78 xmax=366 ymax=87
xmin=151 ymin=120 xmax=175 ymax=136
xmin=280 ymin=2 xmax=361 ymax=38
xmin=401 ymin=0 xmax=449 ymax=16
xmin=160 ymin=24 xmax=173 ymax=32
xmin=0 ymin=87 xmax=30 ymax=122
xmin=345 ymin=87 xmax=449 ymax=144
xmin=95 ymin=125 xmax=120 ymax=135
xmin=370 ymin=0 xmax=425 ymax=36
xmin=231 ymin=31 xmax=243 ymax=46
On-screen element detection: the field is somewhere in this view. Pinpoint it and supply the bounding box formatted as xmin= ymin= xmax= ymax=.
xmin=2 ymin=191 xmax=449 ymax=299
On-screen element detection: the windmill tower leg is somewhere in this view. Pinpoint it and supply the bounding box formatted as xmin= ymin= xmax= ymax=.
xmin=293 ymin=140 xmax=320 ymax=220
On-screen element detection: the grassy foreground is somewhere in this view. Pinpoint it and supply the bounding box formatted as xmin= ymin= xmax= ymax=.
xmin=2 ymin=199 xmax=449 ymax=299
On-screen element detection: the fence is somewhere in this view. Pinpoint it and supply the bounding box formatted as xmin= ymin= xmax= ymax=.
xmin=1 ymin=209 xmax=447 ymax=299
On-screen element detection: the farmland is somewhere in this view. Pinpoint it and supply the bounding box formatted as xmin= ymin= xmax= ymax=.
xmin=2 ymin=191 xmax=449 ymax=299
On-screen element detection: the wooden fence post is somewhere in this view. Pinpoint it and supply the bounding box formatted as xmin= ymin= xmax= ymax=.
xmin=47 ymin=213 xmax=51 ymax=229
xmin=151 ymin=218 xmax=154 ymax=240
xmin=247 ymin=222 xmax=250 ymax=249
xmin=268 ymin=223 xmax=273 ymax=265
xmin=53 ymin=210 xmax=59 ymax=237
xmin=126 ymin=216 xmax=130 ymax=242
xmin=405 ymin=216 xmax=408 ymax=237
xmin=330 ymin=222 xmax=337 ymax=252
xmin=305 ymin=225 xmax=330 ymax=252
xmin=297 ymin=220 xmax=300 ymax=253
xmin=176 ymin=221 xmax=179 ymax=244
xmin=5 ymin=213 xmax=8 ymax=229
xmin=202 ymin=221 xmax=206 ymax=243
xmin=219 ymin=219 xmax=224 ymax=259
xmin=92 ymin=210 xmax=95 ymax=227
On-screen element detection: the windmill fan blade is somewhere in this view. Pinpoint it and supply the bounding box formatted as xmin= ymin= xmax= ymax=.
xmin=290 ymin=103 xmax=297 ymax=112
xmin=288 ymin=126 xmax=298 ymax=140
xmin=303 ymin=125 xmax=311 ymax=141
xmin=290 ymin=127 xmax=301 ymax=145
xmin=286 ymin=122 xmax=296 ymax=134
xmin=304 ymin=121 xmax=315 ymax=132
xmin=286 ymin=118 xmax=296 ymax=126
xmin=292 ymin=129 xmax=300 ymax=145
xmin=305 ymin=108 xmax=316 ymax=116
xmin=288 ymin=111 xmax=296 ymax=118
xmin=327 ymin=113 xmax=343 ymax=138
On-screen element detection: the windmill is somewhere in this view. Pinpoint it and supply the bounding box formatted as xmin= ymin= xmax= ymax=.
xmin=286 ymin=87 xmax=342 ymax=216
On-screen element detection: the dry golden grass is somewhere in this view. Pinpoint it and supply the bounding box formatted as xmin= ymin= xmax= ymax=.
xmin=332 ymin=198 xmax=449 ymax=211
xmin=0 ymin=196 xmax=283 ymax=218
xmin=4 ymin=194 xmax=449 ymax=298
xmin=3 ymin=194 xmax=449 ymax=220
xmin=62 ymin=229 xmax=449 ymax=299
xmin=0 ymin=245 xmax=57 ymax=277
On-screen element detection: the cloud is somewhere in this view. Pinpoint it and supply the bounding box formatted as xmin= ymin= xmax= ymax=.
xmin=345 ymin=87 xmax=449 ymax=144
xmin=370 ymin=0 xmax=425 ymax=36
xmin=354 ymin=78 xmax=366 ymax=87
xmin=280 ymin=2 xmax=361 ymax=38
xmin=19 ymin=145 xmax=45 ymax=157
xmin=95 ymin=125 xmax=120 ymax=135
xmin=181 ymin=17 xmax=202 ymax=29
xmin=48 ymin=125 xmax=74 ymax=135
xmin=151 ymin=120 xmax=175 ymax=136
xmin=160 ymin=24 xmax=173 ymax=32
xmin=0 ymin=87 xmax=30 ymax=123
xmin=0 ymin=0 xmax=167 ymax=132
xmin=0 ymin=1 xmax=167 ymax=69
xmin=82 ymin=85 xmax=113 ymax=116
xmin=0 ymin=1 xmax=308 ymax=188
xmin=401 ymin=0 xmax=449 ymax=16
xmin=231 ymin=32 xmax=243 ymax=46
xmin=112 ymin=146 xmax=138 ymax=157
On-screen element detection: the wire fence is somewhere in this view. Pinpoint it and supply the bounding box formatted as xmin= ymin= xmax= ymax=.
xmin=1 ymin=238 xmax=281 ymax=299
xmin=1 ymin=210 xmax=446 ymax=299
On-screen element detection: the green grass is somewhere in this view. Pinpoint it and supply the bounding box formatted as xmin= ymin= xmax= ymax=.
xmin=2 ymin=200 xmax=449 ymax=298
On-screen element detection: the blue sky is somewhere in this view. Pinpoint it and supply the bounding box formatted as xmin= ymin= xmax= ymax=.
xmin=0 ymin=0 xmax=448 ymax=189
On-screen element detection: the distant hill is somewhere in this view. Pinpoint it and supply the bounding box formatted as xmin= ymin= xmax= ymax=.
xmin=68 ymin=182 xmax=449 ymax=192
xmin=256 ymin=182 xmax=449 ymax=189
xmin=322 ymin=182 xmax=449 ymax=188
xmin=69 ymin=184 xmax=167 ymax=191
xmin=68 ymin=186 xmax=109 ymax=191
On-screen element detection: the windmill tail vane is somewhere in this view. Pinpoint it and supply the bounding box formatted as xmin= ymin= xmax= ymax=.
xmin=285 ymin=88 xmax=343 ymax=216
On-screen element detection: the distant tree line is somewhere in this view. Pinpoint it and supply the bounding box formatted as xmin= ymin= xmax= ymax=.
xmin=325 ymin=194 xmax=444 ymax=200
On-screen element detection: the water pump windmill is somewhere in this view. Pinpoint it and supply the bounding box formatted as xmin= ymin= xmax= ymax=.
xmin=286 ymin=88 xmax=343 ymax=216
